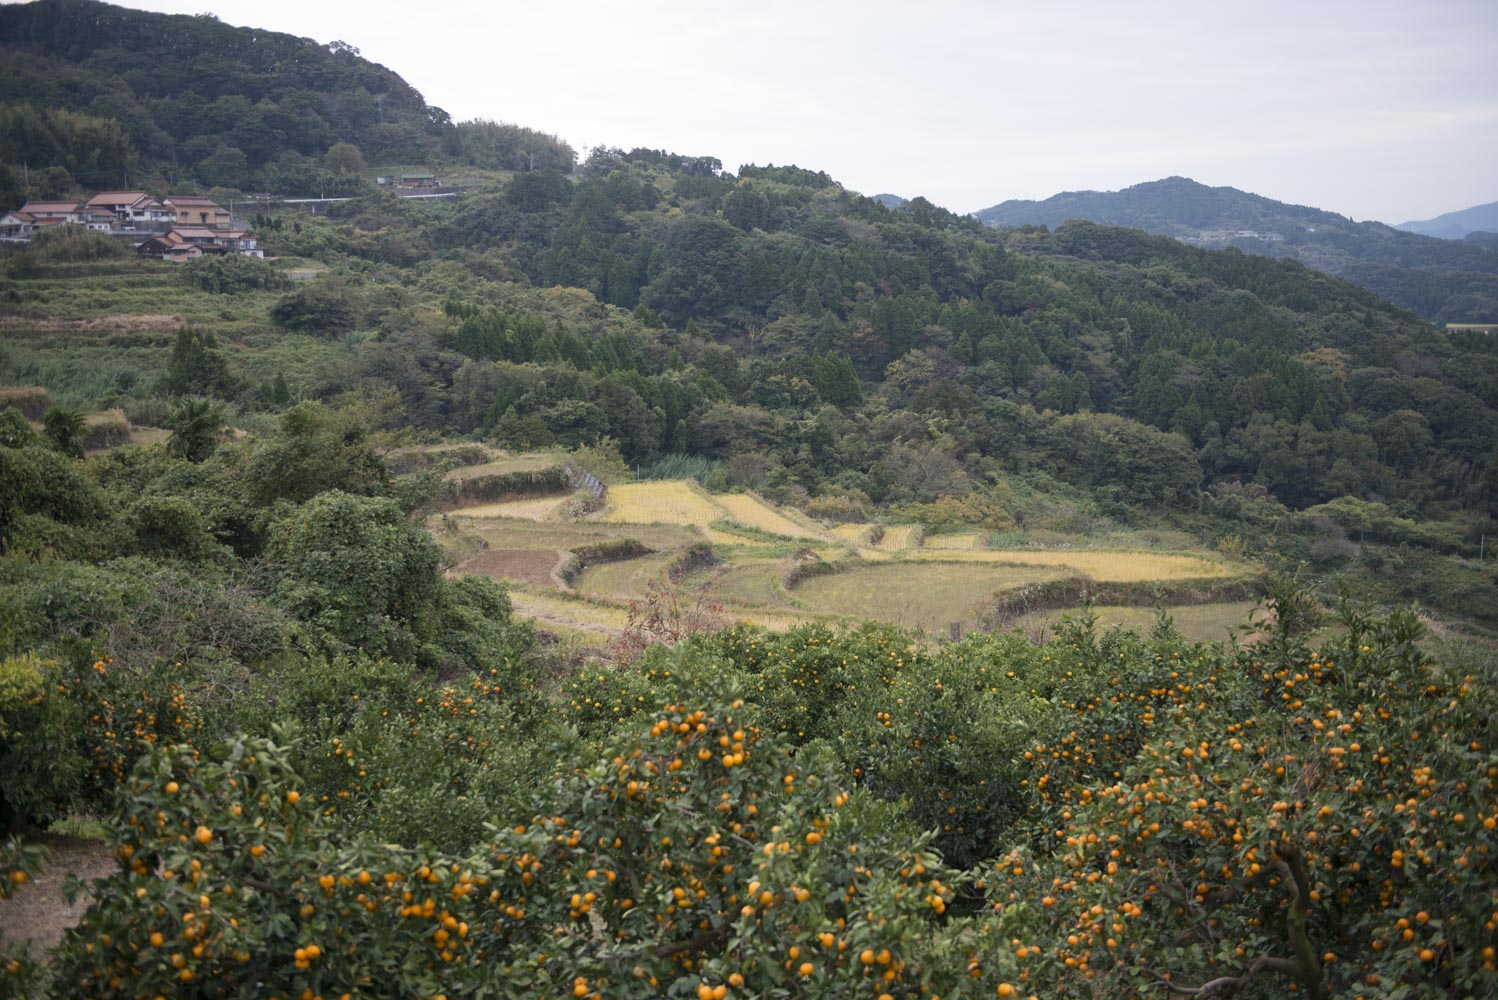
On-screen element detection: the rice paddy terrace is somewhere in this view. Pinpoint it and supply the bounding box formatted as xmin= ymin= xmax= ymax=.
xmin=430 ymin=450 xmax=1260 ymax=648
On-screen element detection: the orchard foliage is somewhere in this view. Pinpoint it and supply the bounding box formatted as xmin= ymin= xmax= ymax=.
xmin=9 ymin=593 xmax=1494 ymax=998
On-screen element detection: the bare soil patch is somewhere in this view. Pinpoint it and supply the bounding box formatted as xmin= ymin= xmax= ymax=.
xmin=0 ymin=834 xmax=114 ymax=957
xmin=459 ymin=548 xmax=565 ymax=586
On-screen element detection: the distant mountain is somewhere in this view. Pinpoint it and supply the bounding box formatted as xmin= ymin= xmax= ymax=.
xmin=973 ymin=177 xmax=1498 ymax=323
xmin=1397 ymin=200 xmax=1498 ymax=240
xmin=871 ymin=193 xmax=907 ymax=209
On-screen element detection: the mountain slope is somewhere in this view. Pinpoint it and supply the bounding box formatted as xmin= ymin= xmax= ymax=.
xmin=1398 ymin=200 xmax=1498 ymax=240
xmin=0 ymin=0 xmax=451 ymax=194
xmin=974 ymin=177 xmax=1498 ymax=323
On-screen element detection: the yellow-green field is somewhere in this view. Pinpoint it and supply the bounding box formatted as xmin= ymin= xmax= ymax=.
xmin=910 ymin=548 xmax=1229 ymax=582
xmin=706 ymin=527 xmax=779 ymax=548
xmin=464 ymin=517 xmax=699 ymax=551
xmin=791 ymin=562 xmax=1065 ymax=631
xmin=832 ymin=523 xmax=880 ymax=546
xmin=1008 ymin=602 xmax=1261 ymax=643
xmin=601 ymin=482 xmax=722 ymax=526
xmin=925 ymin=533 xmax=986 ymax=550
xmin=577 ymin=554 xmax=684 ymax=599
xmin=879 ymin=525 xmax=925 ymax=550
xmin=444 ymin=453 xmax=560 ymax=481
xmin=693 ymin=562 xmax=788 ymax=608
xmin=454 ymin=496 xmax=571 ymax=521
xmin=715 ymin=493 xmax=824 ymax=539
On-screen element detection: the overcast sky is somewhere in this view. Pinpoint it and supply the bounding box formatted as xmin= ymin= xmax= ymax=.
xmin=123 ymin=0 xmax=1498 ymax=223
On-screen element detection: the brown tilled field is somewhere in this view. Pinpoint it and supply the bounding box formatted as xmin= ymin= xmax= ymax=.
xmin=456 ymin=549 xmax=564 ymax=586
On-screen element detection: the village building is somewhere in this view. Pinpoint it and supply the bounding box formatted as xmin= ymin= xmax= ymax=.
xmin=137 ymin=226 xmax=261 ymax=261
xmin=16 ymin=200 xmax=83 ymax=222
xmin=378 ymin=173 xmax=438 ymax=188
xmin=162 ymin=196 xmax=232 ymax=228
xmin=85 ymin=191 xmax=174 ymax=225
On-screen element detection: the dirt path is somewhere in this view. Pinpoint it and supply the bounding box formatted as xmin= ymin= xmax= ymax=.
xmin=0 ymin=835 xmax=114 ymax=957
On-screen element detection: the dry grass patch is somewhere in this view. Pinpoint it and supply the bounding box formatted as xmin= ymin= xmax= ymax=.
xmin=925 ymin=533 xmax=986 ymax=550
xmin=832 ymin=523 xmax=881 ymax=546
xmin=601 ymin=482 xmax=722 ymax=527
xmin=878 ymin=525 xmax=925 ymax=550
xmin=911 ymin=548 xmax=1228 ymax=582
xmin=452 ymin=496 xmax=570 ymax=521
xmin=714 ymin=493 xmax=824 ymax=539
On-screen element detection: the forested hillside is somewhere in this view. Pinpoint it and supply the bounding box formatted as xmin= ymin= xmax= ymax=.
xmin=975 ymin=176 xmax=1498 ymax=323
xmin=246 ymin=158 xmax=1498 ymax=530
xmin=0 ymin=0 xmax=573 ymax=200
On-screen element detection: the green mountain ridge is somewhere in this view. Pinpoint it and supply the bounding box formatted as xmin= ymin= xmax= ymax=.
xmin=974 ymin=177 xmax=1498 ymax=323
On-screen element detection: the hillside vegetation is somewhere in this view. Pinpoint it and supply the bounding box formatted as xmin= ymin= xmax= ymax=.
xmin=0 ymin=0 xmax=573 ymax=200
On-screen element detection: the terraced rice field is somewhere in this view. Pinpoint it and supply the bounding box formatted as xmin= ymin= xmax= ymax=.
xmin=455 ymin=518 xmax=702 ymax=553
xmin=878 ymin=525 xmax=925 ymax=551
xmin=507 ymin=590 xmax=630 ymax=631
xmin=699 ymin=562 xmax=790 ymax=607
xmin=831 ymin=523 xmax=880 ymax=546
xmin=453 ymin=495 xmax=571 ymax=521
xmin=910 ymin=548 xmax=1228 ymax=582
xmin=577 ymin=553 xmax=683 ymax=599
xmin=1009 ymin=601 xmax=1260 ymax=643
xmin=792 ymin=562 xmax=1064 ymax=631
xmin=602 ymin=482 xmax=722 ymax=526
xmin=455 ymin=549 xmax=562 ymax=586
xmin=714 ymin=493 xmax=824 ymax=539
xmin=444 ymin=453 xmax=559 ymax=480
xmin=706 ymin=527 xmax=779 ymax=548
xmin=925 ymin=533 xmax=986 ymax=550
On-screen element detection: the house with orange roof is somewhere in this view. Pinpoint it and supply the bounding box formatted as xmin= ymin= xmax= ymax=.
xmin=162 ymin=196 xmax=232 ymax=229
xmin=137 ymin=226 xmax=261 ymax=261
xmin=85 ymin=191 xmax=173 ymax=224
